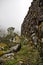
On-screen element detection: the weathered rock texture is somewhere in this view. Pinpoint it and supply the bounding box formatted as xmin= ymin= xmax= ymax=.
xmin=21 ymin=0 xmax=43 ymax=38
xmin=21 ymin=0 xmax=43 ymax=60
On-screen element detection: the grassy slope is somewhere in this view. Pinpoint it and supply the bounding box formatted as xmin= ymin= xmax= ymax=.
xmin=0 ymin=36 xmax=43 ymax=65
xmin=4 ymin=42 xmax=42 ymax=65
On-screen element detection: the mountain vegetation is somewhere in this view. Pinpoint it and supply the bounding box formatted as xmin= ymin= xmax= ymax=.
xmin=0 ymin=27 xmax=43 ymax=65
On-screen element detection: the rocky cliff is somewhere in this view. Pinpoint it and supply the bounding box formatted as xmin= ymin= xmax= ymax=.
xmin=21 ymin=0 xmax=43 ymax=38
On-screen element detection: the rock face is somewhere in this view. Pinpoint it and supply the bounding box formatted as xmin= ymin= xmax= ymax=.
xmin=21 ymin=0 xmax=43 ymax=38
xmin=21 ymin=0 xmax=43 ymax=59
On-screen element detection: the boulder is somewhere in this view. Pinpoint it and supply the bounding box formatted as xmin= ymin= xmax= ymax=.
xmin=0 ymin=53 xmax=14 ymax=64
xmin=0 ymin=44 xmax=21 ymax=57
xmin=10 ymin=44 xmax=21 ymax=52
xmin=2 ymin=53 xmax=14 ymax=60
